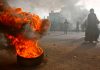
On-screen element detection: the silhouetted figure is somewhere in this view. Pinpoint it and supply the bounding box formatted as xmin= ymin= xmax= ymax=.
xmin=76 ymin=21 xmax=80 ymax=32
xmin=63 ymin=19 xmax=69 ymax=34
xmin=85 ymin=8 xmax=100 ymax=43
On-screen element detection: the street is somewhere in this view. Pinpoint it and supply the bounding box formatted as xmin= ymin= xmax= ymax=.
xmin=1 ymin=31 xmax=100 ymax=70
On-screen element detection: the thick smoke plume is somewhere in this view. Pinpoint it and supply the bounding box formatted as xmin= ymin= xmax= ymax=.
xmin=0 ymin=0 xmax=51 ymax=48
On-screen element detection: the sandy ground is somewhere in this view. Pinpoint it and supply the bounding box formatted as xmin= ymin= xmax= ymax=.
xmin=1 ymin=31 xmax=100 ymax=70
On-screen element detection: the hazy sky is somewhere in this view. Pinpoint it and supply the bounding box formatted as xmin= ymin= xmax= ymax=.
xmin=7 ymin=0 xmax=100 ymax=19
xmin=7 ymin=0 xmax=80 ymax=18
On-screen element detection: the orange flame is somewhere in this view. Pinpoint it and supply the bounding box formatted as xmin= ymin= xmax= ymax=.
xmin=0 ymin=8 xmax=48 ymax=58
xmin=12 ymin=35 xmax=43 ymax=58
xmin=0 ymin=7 xmax=50 ymax=58
xmin=0 ymin=8 xmax=42 ymax=31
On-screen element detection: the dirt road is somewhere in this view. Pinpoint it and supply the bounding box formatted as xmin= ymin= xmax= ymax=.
xmin=1 ymin=32 xmax=100 ymax=70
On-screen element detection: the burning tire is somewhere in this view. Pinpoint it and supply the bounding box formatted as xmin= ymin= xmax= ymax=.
xmin=17 ymin=53 xmax=44 ymax=66
xmin=0 ymin=1 xmax=50 ymax=66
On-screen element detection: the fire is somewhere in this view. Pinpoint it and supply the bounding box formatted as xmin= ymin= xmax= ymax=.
xmin=0 ymin=8 xmax=50 ymax=58
xmin=12 ymin=36 xmax=43 ymax=58
xmin=0 ymin=8 xmax=42 ymax=31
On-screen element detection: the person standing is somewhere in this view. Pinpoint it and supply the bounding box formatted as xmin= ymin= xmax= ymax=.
xmin=76 ymin=21 xmax=80 ymax=32
xmin=63 ymin=19 xmax=69 ymax=34
xmin=85 ymin=8 xmax=100 ymax=43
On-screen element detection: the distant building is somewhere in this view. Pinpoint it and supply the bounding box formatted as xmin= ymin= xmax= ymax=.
xmin=48 ymin=11 xmax=65 ymax=31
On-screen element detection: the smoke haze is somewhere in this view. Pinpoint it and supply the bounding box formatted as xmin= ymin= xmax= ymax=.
xmin=7 ymin=0 xmax=87 ymax=18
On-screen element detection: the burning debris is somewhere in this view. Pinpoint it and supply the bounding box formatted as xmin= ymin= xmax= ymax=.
xmin=0 ymin=1 xmax=50 ymax=66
